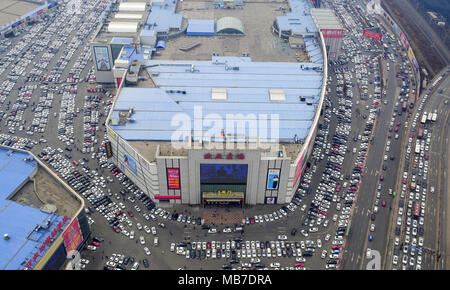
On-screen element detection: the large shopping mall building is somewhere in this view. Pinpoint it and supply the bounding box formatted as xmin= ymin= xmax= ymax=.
xmin=92 ymin=0 xmax=342 ymax=206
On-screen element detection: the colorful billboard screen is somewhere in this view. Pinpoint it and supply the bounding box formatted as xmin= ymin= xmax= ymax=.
xmin=93 ymin=46 xmax=111 ymax=71
xmin=167 ymin=168 xmax=180 ymax=189
xmin=123 ymin=154 xmax=137 ymax=174
xmin=62 ymin=218 xmax=83 ymax=253
xmin=200 ymin=164 xmax=248 ymax=184
xmin=266 ymin=169 xmax=280 ymax=190
xmin=363 ymin=29 xmax=382 ymax=41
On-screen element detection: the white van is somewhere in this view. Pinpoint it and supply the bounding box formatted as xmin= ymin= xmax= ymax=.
xmin=154 ymin=237 xmax=159 ymax=246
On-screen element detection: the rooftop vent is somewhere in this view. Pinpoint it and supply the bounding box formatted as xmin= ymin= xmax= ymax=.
xmin=4 ymin=233 xmax=10 ymax=240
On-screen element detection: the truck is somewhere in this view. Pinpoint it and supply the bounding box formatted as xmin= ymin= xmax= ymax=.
xmin=431 ymin=111 xmax=437 ymax=122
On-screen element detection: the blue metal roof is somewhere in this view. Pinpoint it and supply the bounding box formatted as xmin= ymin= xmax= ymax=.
xmin=276 ymin=0 xmax=318 ymax=35
xmin=187 ymin=19 xmax=215 ymax=36
xmin=111 ymin=57 xmax=323 ymax=143
xmin=111 ymin=37 xmax=134 ymax=45
xmin=0 ymin=146 xmax=68 ymax=270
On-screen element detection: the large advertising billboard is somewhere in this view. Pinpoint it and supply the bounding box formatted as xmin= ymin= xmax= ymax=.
xmin=123 ymin=154 xmax=137 ymax=174
xmin=363 ymin=29 xmax=382 ymax=41
xmin=200 ymin=164 xmax=248 ymax=184
xmin=167 ymin=168 xmax=180 ymax=189
xmin=62 ymin=218 xmax=83 ymax=253
xmin=93 ymin=46 xmax=111 ymax=71
xmin=321 ymin=29 xmax=343 ymax=38
xmin=266 ymin=169 xmax=280 ymax=190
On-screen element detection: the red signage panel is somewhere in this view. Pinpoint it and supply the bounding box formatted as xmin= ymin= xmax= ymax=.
xmin=363 ymin=29 xmax=382 ymax=41
xmin=62 ymin=218 xmax=83 ymax=253
xmin=167 ymin=168 xmax=180 ymax=190
xmin=321 ymin=29 xmax=343 ymax=38
xmin=153 ymin=195 xmax=181 ymax=199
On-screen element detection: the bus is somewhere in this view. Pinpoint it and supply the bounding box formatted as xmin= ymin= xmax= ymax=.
xmin=431 ymin=112 xmax=437 ymax=122
xmin=417 ymin=126 xmax=424 ymax=139
xmin=415 ymin=141 xmax=421 ymax=154
xmin=421 ymin=113 xmax=427 ymax=124
xmin=413 ymin=201 xmax=421 ymax=219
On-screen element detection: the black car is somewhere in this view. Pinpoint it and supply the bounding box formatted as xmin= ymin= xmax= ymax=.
xmin=143 ymin=259 xmax=149 ymax=268
xmin=291 ymin=228 xmax=297 ymax=236
xmin=371 ymin=214 xmax=376 ymax=221
xmin=222 ymin=264 xmax=232 ymax=270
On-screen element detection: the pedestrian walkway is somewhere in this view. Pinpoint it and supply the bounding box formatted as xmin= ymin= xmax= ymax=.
xmin=202 ymin=210 xmax=243 ymax=225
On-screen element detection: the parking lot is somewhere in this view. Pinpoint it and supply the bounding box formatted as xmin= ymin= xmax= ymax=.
xmin=0 ymin=0 xmax=444 ymax=271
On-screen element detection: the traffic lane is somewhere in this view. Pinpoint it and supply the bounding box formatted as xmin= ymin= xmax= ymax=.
xmin=422 ymin=79 xmax=450 ymax=269
xmin=341 ymin=64 xmax=399 ymax=269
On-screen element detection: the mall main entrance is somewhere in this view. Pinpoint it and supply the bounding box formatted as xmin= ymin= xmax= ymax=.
xmin=199 ymin=164 xmax=247 ymax=207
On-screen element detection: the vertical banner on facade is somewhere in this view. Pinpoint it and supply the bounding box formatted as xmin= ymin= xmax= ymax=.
xmin=105 ymin=141 xmax=113 ymax=158
xmin=167 ymin=168 xmax=180 ymax=190
xmin=266 ymin=169 xmax=280 ymax=190
xmin=62 ymin=218 xmax=83 ymax=253
xmin=93 ymin=46 xmax=111 ymax=71
xmin=293 ymin=151 xmax=306 ymax=188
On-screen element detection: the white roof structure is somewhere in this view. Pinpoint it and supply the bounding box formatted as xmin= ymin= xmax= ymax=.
xmin=216 ymin=17 xmax=244 ymax=35
xmin=108 ymin=22 xmax=139 ymax=33
xmin=310 ymin=8 xmax=343 ymax=30
xmin=118 ymin=2 xmax=146 ymax=12
xmin=114 ymin=13 xmax=144 ymax=20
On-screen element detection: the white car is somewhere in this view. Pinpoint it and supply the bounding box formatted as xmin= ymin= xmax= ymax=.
xmin=370 ymin=224 xmax=375 ymax=232
xmin=151 ymin=227 xmax=157 ymax=235
xmin=144 ymin=247 xmax=151 ymax=255
xmin=270 ymin=262 xmax=280 ymax=268
xmin=324 ymin=233 xmax=331 ymax=241
xmin=208 ymin=228 xmax=217 ymax=234
xmin=393 ymin=255 xmax=398 ymax=265
xmin=223 ymin=227 xmax=232 ymax=233
xmin=321 ymin=250 xmax=327 ymax=259
xmin=144 ymin=226 xmax=151 ymax=234
xmin=140 ymin=236 xmax=145 ymax=245
xmin=278 ymin=235 xmax=287 ymax=240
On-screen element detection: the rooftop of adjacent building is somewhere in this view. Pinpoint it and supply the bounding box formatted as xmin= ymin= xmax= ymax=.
xmin=0 ymin=146 xmax=82 ymax=270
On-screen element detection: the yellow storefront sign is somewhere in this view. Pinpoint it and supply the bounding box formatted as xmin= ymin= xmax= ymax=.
xmin=203 ymin=191 xmax=244 ymax=199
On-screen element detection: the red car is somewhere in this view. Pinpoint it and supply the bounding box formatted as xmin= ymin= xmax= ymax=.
xmin=396 ymin=121 xmax=401 ymax=126
xmin=207 ymin=242 xmax=211 ymax=249
xmin=128 ymin=211 xmax=134 ymax=217
xmin=394 ymin=127 xmax=399 ymax=132
xmin=113 ymin=226 xmax=120 ymax=233
xmin=294 ymin=262 xmax=304 ymax=268
xmin=90 ymin=241 xmax=100 ymax=247
xmin=381 ymin=200 xmax=386 ymax=207
xmin=249 ymin=217 xmax=255 ymax=224
xmin=332 ymin=245 xmax=341 ymax=250
xmin=387 ymin=133 xmax=392 ymax=139
xmin=380 ymin=175 xmax=384 ymax=181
